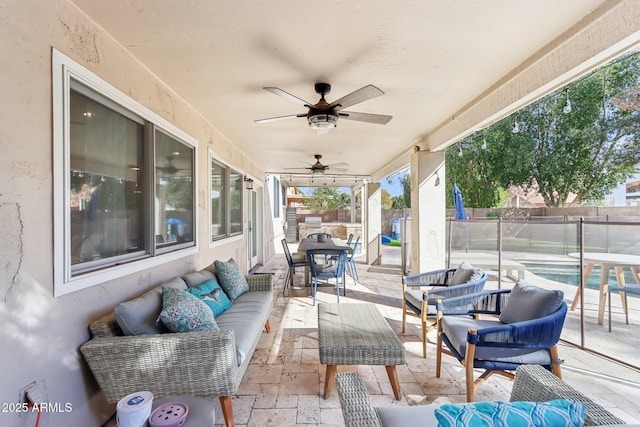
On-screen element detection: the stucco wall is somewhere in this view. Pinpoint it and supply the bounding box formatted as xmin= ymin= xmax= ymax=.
xmin=0 ymin=2 xmax=270 ymax=425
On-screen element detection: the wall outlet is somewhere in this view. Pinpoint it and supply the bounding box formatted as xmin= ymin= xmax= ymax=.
xmin=18 ymin=381 xmax=36 ymax=404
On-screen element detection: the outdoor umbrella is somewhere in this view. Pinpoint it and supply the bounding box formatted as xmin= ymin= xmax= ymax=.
xmin=453 ymin=184 xmax=467 ymax=220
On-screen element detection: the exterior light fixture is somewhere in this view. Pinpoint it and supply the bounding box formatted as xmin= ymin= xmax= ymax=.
xmin=244 ymin=177 xmax=254 ymax=190
xmin=308 ymin=113 xmax=338 ymax=130
xmin=563 ymin=88 xmax=572 ymax=114
xmin=512 ymin=120 xmax=520 ymax=134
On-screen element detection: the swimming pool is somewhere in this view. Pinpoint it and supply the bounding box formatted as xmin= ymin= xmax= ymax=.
xmin=524 ymin=263 xmax=637 ymax=291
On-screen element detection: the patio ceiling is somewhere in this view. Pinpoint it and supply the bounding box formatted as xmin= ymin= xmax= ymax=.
xmin=68 ymin=0 xmax=636 ymax=188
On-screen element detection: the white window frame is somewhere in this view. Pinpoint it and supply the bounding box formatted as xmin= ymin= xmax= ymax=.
xmin=52 ymin=49 xmax=198 ymax=297
xmin=208 ymin=149 xmax=245 ymax=243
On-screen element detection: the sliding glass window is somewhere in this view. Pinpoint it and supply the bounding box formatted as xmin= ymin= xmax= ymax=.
xmin=210 ymin=156 xmax=243 ymax=241
xmin=53 ymin=50 xmax=197 ymax=296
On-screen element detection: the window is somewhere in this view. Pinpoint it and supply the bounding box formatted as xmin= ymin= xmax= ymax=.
xmin=53 ymin=50 xmax=197 ymax=296
xmin=210 ymin=155 xmax=243 ymax=241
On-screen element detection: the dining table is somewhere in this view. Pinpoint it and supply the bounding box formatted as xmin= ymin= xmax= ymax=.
xmin=569 ymin=252 xmax=640 ymax=325
xmin=296 ymin=236 xmax=353 ymax=286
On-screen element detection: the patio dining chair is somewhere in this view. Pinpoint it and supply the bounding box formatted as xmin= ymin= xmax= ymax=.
xmin=282 ymin=238 xmax=308 ymax=295
xmin=608 ymin=282 xmax=640 ymax=332
xmin=346 ymin=235 xmax=361 ymax=282
xmin=307 ymin=248 xmax=348 ymax=305
xmin=436 ymin=280 xmax=567 ymax=402
xmin=402 ymin=261 xmax=487 ymax=358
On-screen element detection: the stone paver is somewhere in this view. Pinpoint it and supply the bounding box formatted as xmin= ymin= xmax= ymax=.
xmin=211 ymin=246 xmax=640 ymax=425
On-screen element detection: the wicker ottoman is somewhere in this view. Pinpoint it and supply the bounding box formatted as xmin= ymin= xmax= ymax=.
xmin=318 ymin=303 xmax=406 ymax=399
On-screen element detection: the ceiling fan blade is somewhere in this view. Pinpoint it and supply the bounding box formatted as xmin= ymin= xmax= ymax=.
xmin=329 ymin=84 xmax=384 ymax=110
xmin=255 ymin=114 xmax=304 ymax=124
xmin=284 ymin=166 xmax=311 ymax=171
xmin=263 ymin=87 xmax=312 ymax=106
xmin=339 ymin=111 xmax=392 ymax=125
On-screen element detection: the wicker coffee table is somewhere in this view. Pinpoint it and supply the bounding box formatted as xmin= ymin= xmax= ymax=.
xmin=318 ymin=303 xmax=406 ymax=399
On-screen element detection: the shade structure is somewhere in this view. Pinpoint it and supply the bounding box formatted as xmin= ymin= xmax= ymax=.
xmin=453 ymin=185 xmax=467 ymax=220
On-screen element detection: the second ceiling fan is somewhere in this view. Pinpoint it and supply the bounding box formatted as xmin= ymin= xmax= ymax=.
xmin=255 ymin=83 xmax=392 ymax=134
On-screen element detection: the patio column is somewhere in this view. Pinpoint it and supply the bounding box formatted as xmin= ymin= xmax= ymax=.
xmin=364 ymin=182 xmax=382 ymax=265
xmin=410 ymin=150 xmax=445 ymax=274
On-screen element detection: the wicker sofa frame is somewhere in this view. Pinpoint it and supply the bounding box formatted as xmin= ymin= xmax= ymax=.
xmin=336 ymin=364 xmax=626 ymax=426
xmin=80 ymin=273 xmax=272 ymax=427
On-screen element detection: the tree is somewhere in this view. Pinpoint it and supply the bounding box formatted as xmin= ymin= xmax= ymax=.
xmin=391 ymin=195 xmax=407 ymax=209
xmin=307 ymin=187 xmax=351 ymax=209
xmin=399 ymin=172 xmax=411 ymax=208
xmin=381 ymin=188 xmax=392 ymax=209
xmin=448 ymin=52 xmax=640 ymax=208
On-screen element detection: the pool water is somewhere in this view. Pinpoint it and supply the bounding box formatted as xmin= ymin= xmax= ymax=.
xmin=525 ymin=264 xmax=637 ymax=292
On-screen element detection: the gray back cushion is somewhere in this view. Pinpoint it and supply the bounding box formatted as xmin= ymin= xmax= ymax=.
xmin=182 ymin=269 xmax=216 ymax=288
xmin=114 ymin=277 xmax=187 ymax=335
xmin=499 ymin=280 xmax=564 ymax=324
xmin=449 ymin=261 xmax=475 ymax=285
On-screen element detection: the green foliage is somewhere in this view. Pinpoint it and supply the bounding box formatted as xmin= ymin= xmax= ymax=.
xmin=399 ymin=172 xmax=411 ymax=208
xmin=391 ymin=195 xmax=407 ymax=209
xmin=447 ymin=52 xmax=640 ymax=208
xmin=307 ymin=187 xmax=351 ymax=209
xmin=381 ymin=188 xmax=392 ymax=209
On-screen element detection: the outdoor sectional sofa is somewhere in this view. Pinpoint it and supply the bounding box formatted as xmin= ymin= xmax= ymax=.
xmin=336 ymin=365 xmax=630 ymax=426
xmin=80 ymin=262 xmax=273 ymax=427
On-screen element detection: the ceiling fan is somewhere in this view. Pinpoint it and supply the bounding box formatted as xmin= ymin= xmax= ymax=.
xmin=156 ymin=155 xmax=189 ymax=175
xmin=255 ymin=83 xmax=392 ymax=134
xmin=285 ymin=154 xmax=348 ymax=175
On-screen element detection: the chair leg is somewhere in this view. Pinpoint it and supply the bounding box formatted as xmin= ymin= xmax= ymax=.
xmin=401 ymin=305 xmax=406 ymax=333
xmin=335 ymin=277 xmax=340 ymax=303
xmin=219 ymin=396 xmax=234 ymax=427
xmin=464 ymin=329 xmax=478 ymax=402
xmin=421 ymin=320 xmax=427 ymax=358
xmin=550 ymin=345 xmax=562 ymax=379
xmin=435 ymin=332 xmax=442 ymax=377
xmin=312 ymin=278 xmax=317 ymax=306
xmin=283 ymin=268 xmax=291 ymax=295
xmin=608 ymin=290 xmax=613 ymax=332
xmin=624 ymin=292 xmax=629 ymax=325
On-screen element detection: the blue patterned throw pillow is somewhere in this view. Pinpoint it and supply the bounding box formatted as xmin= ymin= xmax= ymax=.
xmin=435 ymin=399 xmax=585 ymax=427
xmin=158 ymin=287 xmax=218 ymax=333
xmin=188 ymin=278 xmax=232 ymax=316
xmin=214 ymin=259 xmax=249 ymax=301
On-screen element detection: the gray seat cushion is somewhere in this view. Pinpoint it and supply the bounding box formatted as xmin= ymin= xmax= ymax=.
xmin=215 ymin=290 xmax=272 ymax=365
xmin=376 ymin=405 xmax=438 ymax=427
xmin=441 ymin=316 xmax=552 ymax=364
xmin=499 ymin=280 xmax=564 ymax=324
xmin=404 ymin=290 xmax=436 ymax=315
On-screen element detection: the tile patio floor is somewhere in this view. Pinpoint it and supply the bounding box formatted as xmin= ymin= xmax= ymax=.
xmin=206 ymin=246 xmax=640 ymax=426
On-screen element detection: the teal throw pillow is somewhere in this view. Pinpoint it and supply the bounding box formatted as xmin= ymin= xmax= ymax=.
xmin=158 ymin=287 xmax=218 ymax=333
xmin=188 ymin=278 xmax=232 ymax=316
xmin=214 ymin=259 xmax=249 ymax=301
xmin=435 ymin=399 xmax=585 ymax=427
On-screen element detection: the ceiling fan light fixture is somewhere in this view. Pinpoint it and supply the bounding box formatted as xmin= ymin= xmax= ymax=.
xmin=308 ymin=113 xmax=338 ymax=130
